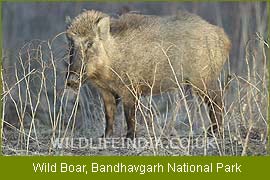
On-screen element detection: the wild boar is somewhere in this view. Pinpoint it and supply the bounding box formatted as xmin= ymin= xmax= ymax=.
xmin=66 ymin=10 xmax=231 ymax=139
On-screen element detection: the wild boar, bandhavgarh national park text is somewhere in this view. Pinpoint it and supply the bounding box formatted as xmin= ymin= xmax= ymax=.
xmin=66 ymin=10 xmax=231 ymax=139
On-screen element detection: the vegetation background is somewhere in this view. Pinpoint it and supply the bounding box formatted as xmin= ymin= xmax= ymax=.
xmin=1 ymin=2 xmax=268 ymax=155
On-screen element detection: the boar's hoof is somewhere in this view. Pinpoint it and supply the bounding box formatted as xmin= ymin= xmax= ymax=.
xmin=126 ymin=132 xmax=135 ymax=139
xmin=101 ymin=131 xmax=113 ymax=139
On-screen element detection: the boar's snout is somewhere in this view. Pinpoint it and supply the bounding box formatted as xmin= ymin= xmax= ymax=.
xmin=66 ymin=73 xmax=80 ymax=90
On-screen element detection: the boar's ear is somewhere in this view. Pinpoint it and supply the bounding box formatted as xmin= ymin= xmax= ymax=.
xmin=97 ymin=17 xmax=110 ymax=40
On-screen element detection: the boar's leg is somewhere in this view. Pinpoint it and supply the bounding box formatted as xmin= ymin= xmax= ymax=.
xmin=203 ymin=82 xmax=223 ymax=136
xmin=100 ymin=89 xmax=116 ymax=137
xmin=123 ymin=101 xmax=136 ymax=139
xmin=124 ymin=107 xmax=136 ymax=139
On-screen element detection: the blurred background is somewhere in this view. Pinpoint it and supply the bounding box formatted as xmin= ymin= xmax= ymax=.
xmin=1 ymin=2 xmax=268 ymax=155
xmin=3 ymin=2 xmax=268 ymax=70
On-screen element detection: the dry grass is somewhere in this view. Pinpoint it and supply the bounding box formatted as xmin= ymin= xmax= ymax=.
xmin=1 ymin=31 xmax=268 ymax=156
xmin=1 ymin=3 xmax=269 ymax=155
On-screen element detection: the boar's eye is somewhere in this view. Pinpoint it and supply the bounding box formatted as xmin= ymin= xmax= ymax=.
xmin=86 ymin=41 xmax=93 ymax=48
